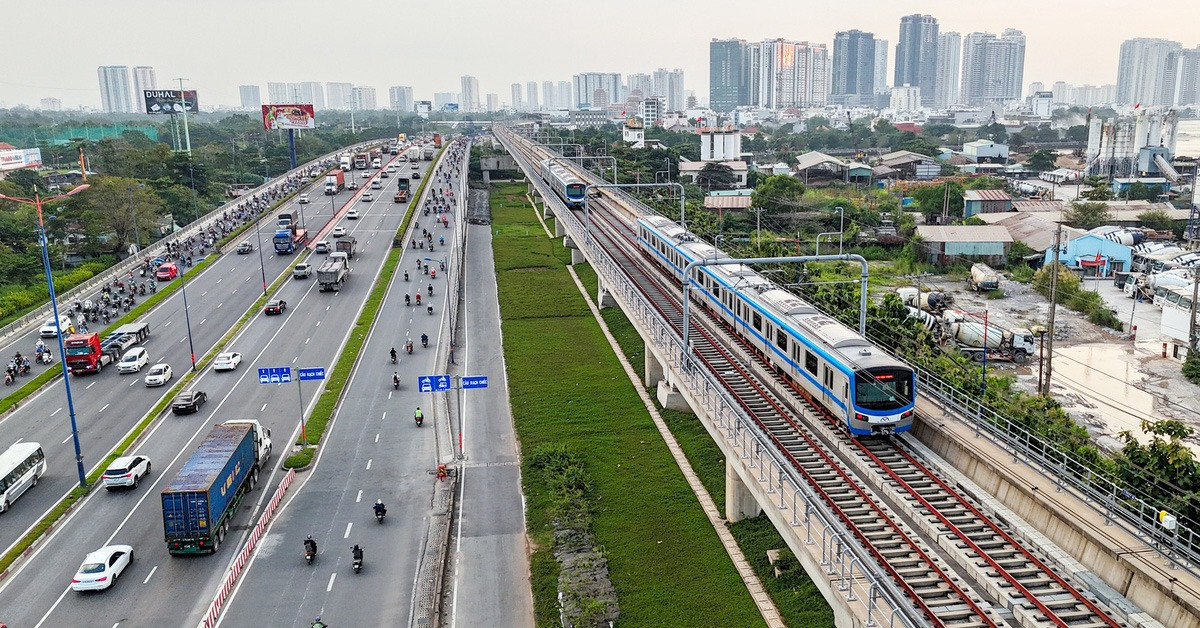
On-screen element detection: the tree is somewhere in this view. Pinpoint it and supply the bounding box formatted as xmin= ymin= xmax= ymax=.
xmin=1079 ymin=182 xmax=1115 ymax=201
xmin=72 ymin=177 xmax=165 ymax=252
xmin=1124 ymin=181 xmax=1160 ymax=202
xmin=1008 ymin=131 xmax=1028 ymax=151
xmin=911 ymin=181 xmax=965 ymax=221
xmin=695 ymin=162 xmax=738 ymax=191
xmin=1065 ymin=125 xmax=1089 ymax=142
xmin=1026 ymin=150 xmax=1057 ymax=172
xmin=4 ymin=169 xmax=42 ymax=194
xmin=978 ymin=122 xmax=1007 ymax=143
xmin=1138 ymin=209 xmax=1177 ymax=232
xmin=749 ymin=175 xmax=806 ymax=216
xmin=1063 ymin=201 xmax=1112 ymax=230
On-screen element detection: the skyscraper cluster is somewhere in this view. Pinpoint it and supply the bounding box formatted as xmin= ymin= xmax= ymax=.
xmin=709 ymin=38 xmax=828 ymax=111
xmin=97 ymin=65 xmax=157 ymax=113
xmin=1115 ymin=38 xmax=1200 ymax=106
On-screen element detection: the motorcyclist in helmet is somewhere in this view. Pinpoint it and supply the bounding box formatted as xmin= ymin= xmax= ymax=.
xmin=390 ymin=347 xmax=397 ymax=363
xmin=304 ymin=535 xmax=318 ymax=556
xmin=374 ymin=499 xmax=386 ymax=518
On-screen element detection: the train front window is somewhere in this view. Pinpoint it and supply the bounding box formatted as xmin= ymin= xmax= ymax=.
xmin=566 ymin=183 xmax=585 ymax=197
xmin=854 ymin=369 xmax=912 ymax=410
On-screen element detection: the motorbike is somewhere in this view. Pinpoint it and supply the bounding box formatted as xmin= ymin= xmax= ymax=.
xmin=304 ymin=546 xmax=316 ymax=565
xmin=427 ymin=242 xmax=433 ymax=252
xmin=427 ymin=305 xmax=433 ymax=316
xmin=375 ymin=508 xmax=385 ymax=524
xmin=391 ymin=351 xmax=397 ymax=365
xmin=439 ymin=236 xmax=444 ymax=246
xmin=415 ymin=294 xmax=422 ymax=306
xmin=37 ymin=351 xmax=53 ymax=365
xmin=351 ymin=547 xmax=363 ymax=573
xmin=421 ymin=334 xmax=428 ymax=349
xmin=404 ymin=271 xmax=409 ymax=282
xmin=406 ymin=341 xmax=413 ymax=355
xmin=4 ymin=372 xmax=11 ymax=386
xmin=414 ymin=412 xmax=424 ymax=427
xmin=428 ymin=284 xmax=434 ymax=297
xmin=405 ymin=294 xmax=411 ymax=306
xmin=392 ymin=374 xmax=400 ymax=390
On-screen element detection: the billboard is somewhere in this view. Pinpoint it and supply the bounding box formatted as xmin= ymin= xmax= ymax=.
xmin=415 ymin=100 xmax=432 ymax=119
xmin=0 ymin=148 xmax=43 ymax=171
xmin=144 ymin=90 xmax=199 ymax=114
xmin=442 ymin=103 xmax=459 ymax=112
xmin=262 ymin=104 xmax=316 ymax=130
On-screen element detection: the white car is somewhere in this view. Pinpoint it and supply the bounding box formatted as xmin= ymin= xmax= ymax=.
xmin=360 ymin=171 xmax=370 ymax=179
xmin=117 ymin=347 xmax=149 ymax=374
xmin=360 ymin=192 xmax=373 ymax=202
xmin=388 ymin=164 xmax=397 ymax=172
xmin=314 ymin=241 xmax=330 ymax=254
xmin=346 ymin=209 xmax=360 ymax=220
xmin=40 ymin=314 xmax=72 ymax=338
xmin=213 ymin=352 xmax=242 ymax=371
xmin=299 ymin=193 xmax=310 ymax=204
xmin=370 ymin=179 xmax=381 ymax=189
xmin=332 ymin=226 xmax=347 ymax=238
xmin=71 ymin=545 xmax=133 ymax=592
xmin=144 ymin=363 xmax=173 ymax=387
xmin=102 ymin=455 xmax=151 ymax=490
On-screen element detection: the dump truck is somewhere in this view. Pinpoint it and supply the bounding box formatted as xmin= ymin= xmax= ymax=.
xmin=422 ymin=145 xmax=435 ymax=160
xmin=273 ymin=224 xmax=309 ymax=254
xmin=277 ymin=212 xmax=294 ymax=229
xmin=161 ymin=420 xmax=272 ymax=555
xmin=944 ymin=320 xmax=1036 ymax=363
xmin=317 ymin=251 xmax=351 ymax=292
xmin=967 ymin=263 xmax=1001 ymax=291
xmin=64 ymin=322 xmax=152 ymax=375
xmin=335 ymin=236 xmax=357 ymax=259
xmin=324 ymin=171 xmax=345 ymax=195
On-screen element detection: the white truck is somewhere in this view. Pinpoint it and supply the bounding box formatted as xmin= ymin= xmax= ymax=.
xmin=407 ymin=146 xmax=421 ymax=161
xmin=339 ymin=155 xmax=352 ymax=172
xmin=317 ymin=252 xmax=350 ymax=292
xmin=944 ymin=320 xmax=1036 ymax=364
xmin=422 ymin=145 xmax=435 ymax=160
xmin=967 ymin=263 xmax=1000 ymax=291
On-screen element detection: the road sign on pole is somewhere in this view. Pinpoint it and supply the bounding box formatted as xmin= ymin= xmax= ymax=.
xmin=418 ymin=375 xmax=452 ymax=393
xmin=461 ymin=376 xmax=488 ymax=389
xmin=257 ymin=366 xmax=292 ymax=384
xmin=298 ymin=367 xmax=326 ymax=381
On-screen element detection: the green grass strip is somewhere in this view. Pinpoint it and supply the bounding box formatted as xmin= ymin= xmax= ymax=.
xmin=282 ymin=145 xmax=446 ymax=469
xmin=489 ymin=182 xmax=764 ymax=627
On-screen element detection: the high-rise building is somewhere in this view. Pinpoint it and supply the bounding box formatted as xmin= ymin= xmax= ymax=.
xmin=297 ymin=82 xmax=324 ymax=108
xmin=572 ymin=73 xmax=621 ymax=108
xmin=934 ymin=32 xmax=961 ymax=107
xmin=97 ymin=65 xmax=135 ymax=113
xmin=131 ymin=66 xmax=156 ymax=107
xmin=745 ymin=39 xmax=829 ymax=108
xmin=267 ymin=82 xmax=290 ymax=104
xmin=627 ymin=73 xmax=653 ymax=100
xmin=326 ymin=82 xmax=354 ymax=109
xmin=1116 ymin=37 xmax=1181 ymax=106
xmin=39 ymin=97 xmax=62 ymax=111
xmin=389 ymin=86 xmax=414 ymax=111
xmin=1166 ymin=47 xmax=1200 ymax=106
xmin=542 ymin=81 xmax=555 ymax=110
xmin=511 ymin=83 xmax=523 ymax=111
xmin=349 ymin=86 xmax=377 ymax=111
xmin=557 ymin=81 xmax=572 ymax=108
xmin=1029 ymin=81 xmax=1045 ymax=94
xmin=526 ymin=82 xmax=539 ymax=110
xmin=709 ymin=38 xmax=748 ymax=112
xmin=239 ymin=85 xmax=262 ymax=110
xmin=832 ymin=30 xmax=877 ymax=104
xmin=890 ymin=85 xmax=922 ymax=113
xmin=873 ymin=39 xmax=889 ymax=95
xmin=460 ymin=75 xmax=479 ymax=112
xmin=960 ymin=29 xmax=1026 ymax=106
xmin=894 ymin=14 xmax=939 ymax=107
xmin=1052 ymin=81 xmax=1072 ymax=104
xmin=433 ymin=92 xmax=457 ymax=109
xmin=652 ymin=68 xmax=685 ymax=111
xmin=486 ymin=93 xmax=499 ymax=112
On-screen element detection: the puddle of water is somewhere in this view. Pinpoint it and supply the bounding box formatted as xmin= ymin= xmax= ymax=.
xmin=1051 ymin=343 xmax=1158 ymax=444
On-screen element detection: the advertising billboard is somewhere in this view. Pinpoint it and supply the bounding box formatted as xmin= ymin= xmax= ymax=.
xmin=262 ymin=104 xmax=317 ymax=130
xmin=144 ymin=90 xmax=199 ymax=114
xmin=0 ymin=148 xmax=43 ymax=171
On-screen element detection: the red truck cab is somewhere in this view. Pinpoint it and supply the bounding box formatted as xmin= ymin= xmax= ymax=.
xmin=64 ymin=333 xmax=104 ymax=374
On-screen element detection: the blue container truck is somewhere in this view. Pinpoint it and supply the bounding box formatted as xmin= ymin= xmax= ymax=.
xmin=161 ymin=420 xmax=273 ymax=555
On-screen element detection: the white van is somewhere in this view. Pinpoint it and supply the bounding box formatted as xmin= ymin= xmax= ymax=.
xmin=0 ymin=442 xmax=46 ymax=512
xmin=118 ymin=347 xmax=149 ymax=374
xmin=299 ymin=193 xmax=310 ymax=204
xmin=40 ymin=314 xmax=72 ymax=338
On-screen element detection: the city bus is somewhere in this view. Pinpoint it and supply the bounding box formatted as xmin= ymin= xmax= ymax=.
xmin=0 ymin=442 xmax=46 ymax=512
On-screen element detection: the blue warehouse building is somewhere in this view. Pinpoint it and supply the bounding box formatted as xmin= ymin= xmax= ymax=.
xmin=1042 ymin=233 xmax=1132 ymax=277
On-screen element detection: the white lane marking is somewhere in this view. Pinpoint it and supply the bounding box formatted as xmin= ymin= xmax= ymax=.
xmin=245 ymin=277 xmax=250 ymax=282
xmin=129 ymin=380 xmax=136 ymax=387
xmin=142 ymin=565 xmax=158 ymax=584
xmin=86 ymin=382 xmax=96 ymax=390
xmin=217 ymin=303 xmax=222 ymax=309
xmin=260 ymin=404 xmax=267 ymax=412
xmin=374 ymin=433 xmax=379 ymax=443
xmin=231 ymin=289 xmax=237 ymax=295
xmin=180 ymin=337 xmax=186 ymax=343
xmin=365 ymin=459 xmax=372 ymax=470
xmin=315 ymin=321 xmax=320 ymax=327
xmin=343 ymin=522 xmax=352 ymax=539
xmin=99 ymin=403 xmax=109 ymax=413
xmin=291 ymin=356 xmax=297 ymax=364
xmin=165 ymin=321 xmax=172 ymax=327
xmin=201 ymin=292 xmax=207 ymax=297
xmin=325 ymin=305 xmax=330 ymax=312
xmin=355 ymin=490 xmax=362 ymax=503
xmin=380 ymin=411 xmax=386 ymax=421
xmin=51 ymin=407 xmax=62 ymax=417
xmin=326 ymin=573 xmax=336 ymax=592
xmin=305 ymin=338 xmax=310 ymax=345
xmin=217 ymin=279 xmax=222 ymax=284
xmin=199 ymin=319 xmax=206 ymax=325
xmin=61 ymin=434 xmax=71 ymax=444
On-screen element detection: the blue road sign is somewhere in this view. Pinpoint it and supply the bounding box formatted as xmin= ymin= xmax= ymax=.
xmin=462 ymin=376 xmax=488 ymax=389
xmin=418 ymin=375 xmax=452 ymax=393
xmin=257 ymin=366 xmax=292 ymax=384
xmin=298 ymin=367 xmax=326 ymax=381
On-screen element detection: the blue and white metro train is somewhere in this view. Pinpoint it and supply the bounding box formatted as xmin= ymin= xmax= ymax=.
xmin=539 ymin=159 xmax=586 ymax=208
xmin=636 ymin=215 xmax=915 ymax=436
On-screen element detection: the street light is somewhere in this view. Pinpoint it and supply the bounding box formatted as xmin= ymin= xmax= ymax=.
xmin=0 ymin=185 xmax=91 ymax=488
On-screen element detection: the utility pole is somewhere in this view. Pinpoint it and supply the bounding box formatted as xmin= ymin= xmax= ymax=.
xmin=1189 ymin=270 xmax=1200 ymax=352
xmin=1042 ymin=224 xmax=1062 ymax=396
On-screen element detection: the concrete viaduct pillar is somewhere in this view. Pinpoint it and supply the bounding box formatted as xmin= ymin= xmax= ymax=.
xmin=644 ymin=348 xmax=692 ymax=414
xmin=596 ymin=276 xmax=616 ymax=309
xmin=726 ymin=459 xmax=763 ymax=522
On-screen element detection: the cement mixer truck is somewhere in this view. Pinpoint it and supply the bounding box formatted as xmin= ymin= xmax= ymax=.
xmin=967 ymin=263 xmax=1000 ymax=292
xmin=944 ymin=320 xmax=1036 ymax=364
xmin=896 ymin=287 xmax=949 ymax=314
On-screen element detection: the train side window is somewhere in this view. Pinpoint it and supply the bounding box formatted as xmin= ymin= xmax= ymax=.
xmin=775 ymin=328 xmax=787 ymax=351
xmin=805 ymin=351 xmax=818 ymax=375
xmin=713 ymin=286 xmax=721 ymax=301
xmin=752 ymin=312 xmax=762 ymax=331
xmin=823 ymin=366 xmax=833 ymax=389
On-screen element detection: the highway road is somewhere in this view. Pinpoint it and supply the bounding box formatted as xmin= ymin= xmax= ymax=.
xmin=0 ymin=170 xmax=363 ymax=554
xmin=0 ymin=146 xmax=437 ymax=627
xmin=215 ymin=142 xmax=468 ymax=627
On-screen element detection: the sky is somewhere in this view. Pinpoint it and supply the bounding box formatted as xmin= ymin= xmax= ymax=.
xmin=4 ymin=0 xmax=1199 ymax=110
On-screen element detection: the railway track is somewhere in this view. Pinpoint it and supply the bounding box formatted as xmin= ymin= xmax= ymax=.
xmin=502 ymin=130 xmax=1127 ymax=627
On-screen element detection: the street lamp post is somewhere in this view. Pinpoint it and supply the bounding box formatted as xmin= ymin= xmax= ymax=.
xmin=835 ymin=206 xmax=845 ymax=254
xmin=0 ymin=185 xmax=91 ymax=488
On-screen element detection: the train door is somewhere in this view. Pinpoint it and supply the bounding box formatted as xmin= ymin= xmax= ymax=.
xmin=821 ymin=365 xmax=834 ymax=408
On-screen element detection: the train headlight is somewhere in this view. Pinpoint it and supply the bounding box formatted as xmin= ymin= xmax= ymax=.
xmin=902 ymin=410 xmax=913 ymax=418
xmin=855 ymin=413 xmax=866 ymax=421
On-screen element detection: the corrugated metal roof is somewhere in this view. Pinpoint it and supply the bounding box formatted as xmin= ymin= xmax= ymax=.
xmin=795 ymin=151 xmax=845 ymax=171
xmin=704 ymin=196 xmax=753 ymax=209
xmin=964 ymin=189 xmax=1011 ymax=202
xmin=1012 ymin=200 xmax=1064 ymax=212
xmin=993 ymin=213 xmax=1085 ymax=251
xmin=916 ymin=225 xmax=1014 ymax=243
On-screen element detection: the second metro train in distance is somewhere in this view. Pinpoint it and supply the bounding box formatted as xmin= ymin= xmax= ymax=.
xmin=539 ymin=159 xmax=586 ymax=208
xmin=636 ymin=215 xmax=915 ymax=436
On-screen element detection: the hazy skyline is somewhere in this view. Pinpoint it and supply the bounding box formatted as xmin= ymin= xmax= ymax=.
xmin=5 ymin=0 xmax=1199 ymax=110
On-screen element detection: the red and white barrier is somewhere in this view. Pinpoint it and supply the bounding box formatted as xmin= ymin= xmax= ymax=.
xmin=201 ymin=468 xmax=296 ymax=628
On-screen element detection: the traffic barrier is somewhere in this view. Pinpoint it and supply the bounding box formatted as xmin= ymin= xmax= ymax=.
xmin=200 ymin=467 xmax=296 ymax=628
